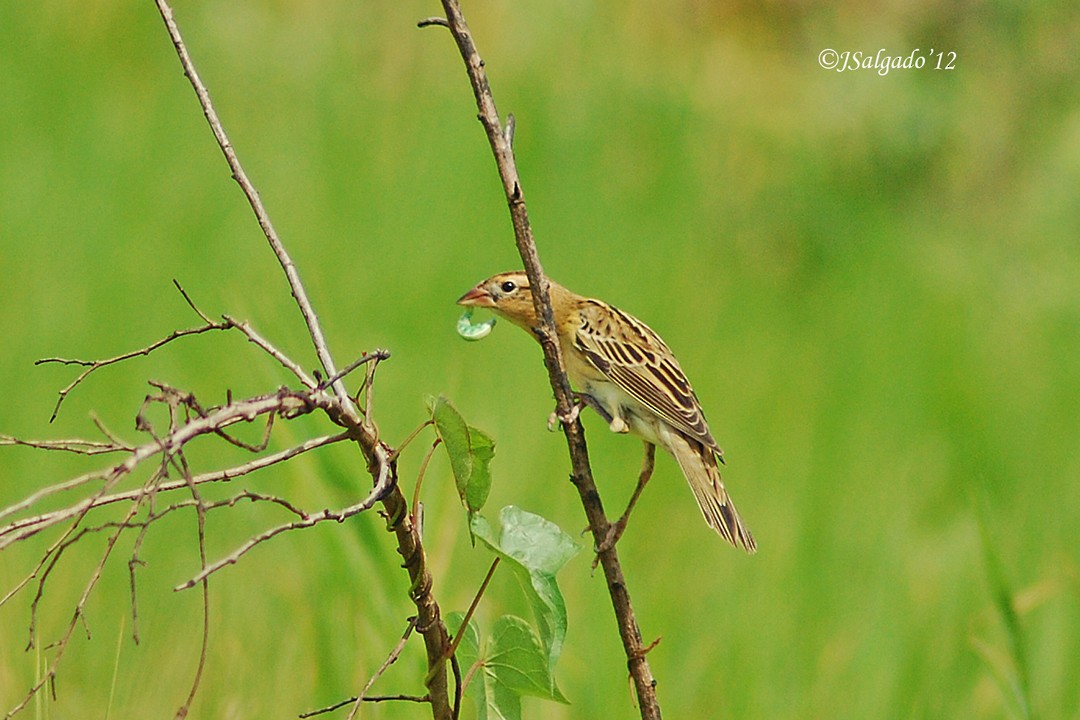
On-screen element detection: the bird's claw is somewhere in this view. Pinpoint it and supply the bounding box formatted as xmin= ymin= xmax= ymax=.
xmin=590 ymin=518 xmax=629 ymax=571
xmin=595 ymin=518 xmax=627 ymax=554
xmin=547 ymin=398 xmax=583 ymax=431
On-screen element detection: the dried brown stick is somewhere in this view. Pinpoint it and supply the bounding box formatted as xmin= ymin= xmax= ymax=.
xmin=174 ymin=460 xmax=391 ymax=591
xmin=153 ymin=0 xmax=353 ymax=413
xmin=0 ymin=436 xmax=128 ymax=455
xmin=36 ymin=322 xmax=229 ymax=422
xmin=150 ymin=3 xmax=450 ymax=716
xmin=5 ymin=498 xmax=145 ymax=719
xmin=0 ymin=432 xmax=346 ymax=547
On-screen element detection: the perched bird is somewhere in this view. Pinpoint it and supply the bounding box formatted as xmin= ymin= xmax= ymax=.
xmin=458 ymin=271 xmax=756 ymax=553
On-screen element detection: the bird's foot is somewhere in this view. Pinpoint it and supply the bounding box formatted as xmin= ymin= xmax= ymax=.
xmin=547 ymin=395 xmax=584 ymax=431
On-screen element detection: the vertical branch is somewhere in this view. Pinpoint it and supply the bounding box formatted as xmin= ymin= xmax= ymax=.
xmin=153 ymin=0 xmax=355 ymax=415
xmin=381 ymin=470 xmax=453 ymax=720
xmin=429 ymin=2 xmax=662 ymax=717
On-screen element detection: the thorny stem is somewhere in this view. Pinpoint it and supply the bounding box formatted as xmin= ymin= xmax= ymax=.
xmin=429 ymin=1 xmax=662 ymax=716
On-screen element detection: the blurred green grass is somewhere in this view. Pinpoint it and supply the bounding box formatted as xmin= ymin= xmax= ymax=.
xmin=2 ymin=0 xmax=1079 ymax=717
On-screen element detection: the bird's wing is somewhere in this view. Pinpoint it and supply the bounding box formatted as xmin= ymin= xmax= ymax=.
xmin=573 ymin=300 xmax=720 ymax=454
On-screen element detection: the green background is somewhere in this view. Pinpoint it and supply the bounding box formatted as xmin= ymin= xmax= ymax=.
xmin=2 ymin=1 xmax=1078 ymax=717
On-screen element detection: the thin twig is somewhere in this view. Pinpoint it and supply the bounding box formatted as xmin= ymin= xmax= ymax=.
xmin=221 ymin=314 xmax=318 ymax=390
xmin=344 ymin=617 xmax=419 ymax=720
xmin=174 ymin=448 xmax=210 ymax=720
xmin=412 ymin=440 xmax=441 ymax=522
xmin=36 ymin=321 xmax=228 ymax=422
xmin=592 ymin=442 xmax=656 ymax=565
xmin=390 ymin=420 xmax=434 ymax=462
xmin=321 ymin=349 xmax=391 ymax=394
xmin=172 ymin=279 xmax=215 ymax=324
xmin=300 ymin=694 xmax=430 ymax=719
xmin=90 ymin=413 xmax=133 ymax=450
xmin=445 ymin=557 xmax=499 ymax=664
xmin=0 ymin=433 xmax=347 ymax=549
xmin=174 ymin=456 xmax=393 ymax=590
xmin=0 ymin=436 xmax=126 ymax=455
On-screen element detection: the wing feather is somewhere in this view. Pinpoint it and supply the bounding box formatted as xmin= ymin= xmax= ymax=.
xmin=574 ymin=301 xmax=720 ymax=454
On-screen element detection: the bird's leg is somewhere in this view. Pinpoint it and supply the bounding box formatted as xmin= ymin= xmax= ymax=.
xmin=594 ymin=442 xmax=656 ymax=557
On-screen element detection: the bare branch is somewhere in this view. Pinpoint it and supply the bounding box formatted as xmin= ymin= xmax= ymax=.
xmin=302 ymin=693 xmax=430 ymax=719
xmin=150 ymin=4 xmax=455 ymax=717
xmin=0 ymin=436 xmax=126 ymax=455
xmin=6 ymin=498 xmax=146 ymax=718
xmin=1 ymin=433 xmax=347 ymax=549
xmin=445 ymin=557 xmax=499 ymax=668
xmin=321 ymin=349 xmax=391 ymax=393
xmin=1 ymin=377 xmax=366 ymax=717
xmin=36 ymin=321 xmax=228 ymax=422
xmin=172 ymin=279 xmax=214 ymax=324
xmin=173 ymin=454 xmax=393 ymax=590
xmin=431 ymin=1 xmax=662 ymax=715
xmin=153 ymin=0 xmax=357 ymax=415
xmin=222 ymin=314 xmax=318 ymax=390
xmin=1 ymin=389 xmax=315 ymax=549
xmin=5 ymin=3 xmax=459 ymax=717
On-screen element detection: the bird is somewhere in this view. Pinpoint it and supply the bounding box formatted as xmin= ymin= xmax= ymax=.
xmin=458 ymin=271 xmax=756 ymax=553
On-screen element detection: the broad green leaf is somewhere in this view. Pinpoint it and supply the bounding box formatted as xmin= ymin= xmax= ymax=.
xmin=487 ymin=616 xmax=569 ymax=703
xmin=428 ymin=395 xmax=471 ymax=496
xmin=470 ymin=507 xmax=579 ymax=690
xmin=447 ymin=613 xmax=566 ymax=720
xmin=427 ymin=395 xmax=494 ymax=516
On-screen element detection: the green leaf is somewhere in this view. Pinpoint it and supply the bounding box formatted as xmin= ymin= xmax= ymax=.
xmin=447 ymin=613 xmax=566 ymax=720
xmin=487 ymin=616 xmax=569 ymax=704
xmin=427 ymin=395 xmax=494 ymax=517
xmin=470 ymin=507 xmax=579 ymax=692
xmin=465 ymin=427 xmax=495 ymax=513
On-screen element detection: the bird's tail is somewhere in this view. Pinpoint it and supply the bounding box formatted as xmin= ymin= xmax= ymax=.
xmin=664 ymin=431 xmax=756 ymax=553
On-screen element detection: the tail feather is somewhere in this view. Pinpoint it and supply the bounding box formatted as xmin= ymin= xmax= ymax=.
xmin=663 ymin=430 xmax=756 ymax=553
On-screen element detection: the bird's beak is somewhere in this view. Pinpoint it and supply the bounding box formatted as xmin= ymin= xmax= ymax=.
xmin=457 ymin=285 xmax=496 ymax=308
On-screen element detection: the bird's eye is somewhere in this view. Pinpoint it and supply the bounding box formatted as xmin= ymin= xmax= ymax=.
xmin=500 ymin=280 xmax=517 ymax=293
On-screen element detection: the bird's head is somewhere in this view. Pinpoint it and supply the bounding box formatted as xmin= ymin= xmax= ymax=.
xmin=457 ymin=271 xmax=541 ymax=330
